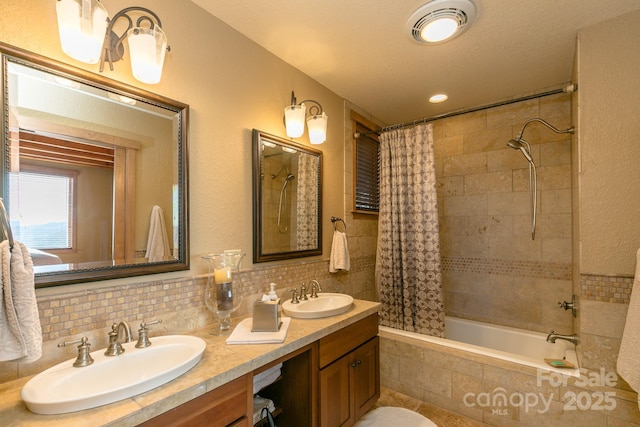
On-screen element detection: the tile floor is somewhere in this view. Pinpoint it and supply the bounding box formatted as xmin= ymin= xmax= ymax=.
xmin=373 ymin=387 xmax=487 ymax=426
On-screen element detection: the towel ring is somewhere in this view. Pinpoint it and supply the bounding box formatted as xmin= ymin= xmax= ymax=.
xmin=331 ymin=216 xmax=347 ymax=232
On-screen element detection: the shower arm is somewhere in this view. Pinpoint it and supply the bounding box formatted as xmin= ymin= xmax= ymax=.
xmin=516 ymin=118 xmax=574 ymax=141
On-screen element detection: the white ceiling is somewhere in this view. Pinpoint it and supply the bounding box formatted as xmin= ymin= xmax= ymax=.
xmin=191 ymin=0 xmax=640 ymax=125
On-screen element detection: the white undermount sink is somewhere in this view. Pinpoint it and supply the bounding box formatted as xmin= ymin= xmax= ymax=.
xmin=282 ymin=293 xmax=354 ymax=319
xmin=21 ymin=335 xmax=206 ymax=415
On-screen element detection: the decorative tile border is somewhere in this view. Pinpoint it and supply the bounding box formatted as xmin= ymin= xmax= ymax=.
xmin=442 ymin=256 xmax=572 ymax=281
xmin=580 ymin=274 xmax=634 ymax=304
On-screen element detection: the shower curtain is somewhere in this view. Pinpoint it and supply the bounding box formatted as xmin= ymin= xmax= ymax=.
xmin=376 ymin=123 xmax=445 ymax=337
xmin=296 ymin=153 xmax=317 ymax=250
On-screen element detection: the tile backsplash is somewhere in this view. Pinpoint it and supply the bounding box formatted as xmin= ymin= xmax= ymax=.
xmin=0 ymin=255 xmax=375 ymax=383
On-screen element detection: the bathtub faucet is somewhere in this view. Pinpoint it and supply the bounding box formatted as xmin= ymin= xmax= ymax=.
xmin=546 ymin=330 xmax=579 ymax=345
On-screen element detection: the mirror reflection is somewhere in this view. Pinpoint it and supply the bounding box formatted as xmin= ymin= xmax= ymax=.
xmin=253 ymin=130 xmax=322 ymax=262
xmin=1 ymin=44 xmax=189 ymax=287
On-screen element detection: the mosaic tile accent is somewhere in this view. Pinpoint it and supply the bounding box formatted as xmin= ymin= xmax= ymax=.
xmin=580 ymin=273 xmax=635 ymax=304
xmin=35 ymin=256 xmax=376 ymax=343
xmin=442 ymin=256 xmax=572 ymax=281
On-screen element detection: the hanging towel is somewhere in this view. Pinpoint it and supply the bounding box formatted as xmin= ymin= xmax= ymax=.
xmin=145 ymin=205 xmax=171 ymax=263
xmin=0 ymin=240 xmax=42 ymax=363
xmin=617 ymin=248 xmax=640 ymax=409
xmin=329 ymin=230 xmax=350 ymax=273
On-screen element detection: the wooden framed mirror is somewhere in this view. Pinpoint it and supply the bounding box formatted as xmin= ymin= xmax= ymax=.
xmin=0 ymin=42 xmax=189 ymax=287
xmin=252 ymin=129 xmax=322 ymax=263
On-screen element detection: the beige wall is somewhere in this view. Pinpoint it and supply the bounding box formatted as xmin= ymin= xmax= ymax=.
xmin=0 ymin=0 xmax=346 ymax=279
xmin=577 ymin=10 xmax=640 ymax=276
xmin=575 ymin=10 xmax=640 ymax=384
xmin=0 ymin=0 xmax=379 ymax=385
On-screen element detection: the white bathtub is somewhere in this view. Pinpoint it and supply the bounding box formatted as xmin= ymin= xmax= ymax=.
xmin=380 ymin=316 xmax=580 ymax=377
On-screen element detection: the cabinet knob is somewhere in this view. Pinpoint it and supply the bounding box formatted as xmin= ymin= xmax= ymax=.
xmin=351 ymin=360 xmax=362 ymax=368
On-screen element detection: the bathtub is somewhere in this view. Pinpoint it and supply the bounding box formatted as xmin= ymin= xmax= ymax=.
xmin=379 ymin=316 xmax=580 ymax=377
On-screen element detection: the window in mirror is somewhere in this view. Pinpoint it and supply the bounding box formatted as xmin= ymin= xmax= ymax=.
xmin=1 ymin=42 xmax=189 ymax=286
xmin=10 ymin=165 xmax=77 ymax=251
xmin=353 ymin=120 xmax=380 ymax=214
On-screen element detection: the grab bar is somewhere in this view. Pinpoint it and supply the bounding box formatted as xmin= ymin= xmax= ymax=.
xmin=0 ymin=198 xmax=14 ymax=251
xmin=331 ymin=216 xmax=347 ymax=232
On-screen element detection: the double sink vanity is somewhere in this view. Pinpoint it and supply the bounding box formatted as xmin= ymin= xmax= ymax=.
xmin=1 ymin=298 xmax=380 ymax=427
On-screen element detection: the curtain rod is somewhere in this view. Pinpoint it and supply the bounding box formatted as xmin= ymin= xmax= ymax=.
xmin=357 ymin=84 xmax=576 ymax=136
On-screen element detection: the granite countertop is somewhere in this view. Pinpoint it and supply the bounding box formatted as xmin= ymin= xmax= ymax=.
xmin=0 ymin=299 xmax=380 ymax=427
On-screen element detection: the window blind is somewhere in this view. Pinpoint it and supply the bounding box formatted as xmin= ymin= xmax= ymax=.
xmin=355 ymin=133 xmax=380 ymax=212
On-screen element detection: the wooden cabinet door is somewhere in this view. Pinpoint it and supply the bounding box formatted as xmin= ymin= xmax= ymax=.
xmin=353 ymin=337 xmax=380 ymax=420
xmin=319 ymin=352 xmax=353 ymax=427
xmin=319 ymin=337 xmax=380 ymax=427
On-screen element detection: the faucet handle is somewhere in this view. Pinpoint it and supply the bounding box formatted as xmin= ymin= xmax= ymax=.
xmin=58 ymin=336 xmax=94 ymax=367
xmin=290 ymin=289 xmax=299 ymax=304
xmin=136 ymin=319 xmax=163 ymax=348
xmin=105 ymin=324 xmax=125 ymax=356
xmin=299 ymin=282 xmax=308 ymax=301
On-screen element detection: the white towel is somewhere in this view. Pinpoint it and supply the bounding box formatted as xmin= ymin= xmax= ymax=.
xmin=253 ymin=363 xmax=283 ymax=394
xmin=226 ymin=317 xmax=291 ymax=345
xmin=329 ymin=230 xmax=350 ymax=273
xmin=617 ymin=248 xmax=640 ymax=409
xmin=145 ymin=205 xmax=171 ymax=262
xmin=0 ymin=240 xmax=42 ymax=363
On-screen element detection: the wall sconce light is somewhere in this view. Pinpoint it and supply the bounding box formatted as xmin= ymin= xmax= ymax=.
xmin=284 ymin=91 xmax=328 ymax=144
xmin=55 ymin=0 xmax=169 ymax=84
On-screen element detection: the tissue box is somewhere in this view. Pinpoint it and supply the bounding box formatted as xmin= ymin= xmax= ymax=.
xmin=252 ymin=299 xmax=281 ymax=332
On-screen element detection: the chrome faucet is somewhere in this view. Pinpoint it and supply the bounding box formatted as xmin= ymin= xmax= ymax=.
xmin=546 ymin=330 xmax=579 ymax=346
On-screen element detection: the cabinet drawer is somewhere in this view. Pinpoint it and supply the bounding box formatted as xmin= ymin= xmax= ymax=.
xmin=139 ymin=374 xmax=251 ymax=427
xmin=318 ymin=314 xmax=378 ymax=368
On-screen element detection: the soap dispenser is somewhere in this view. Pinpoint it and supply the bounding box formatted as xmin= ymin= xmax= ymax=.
xmin=268 ymin=283 xmax=279 ymax=302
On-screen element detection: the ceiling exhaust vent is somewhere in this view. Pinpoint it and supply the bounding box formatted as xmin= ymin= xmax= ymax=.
xmin=406 ymin=0 xmax=477 ymax=45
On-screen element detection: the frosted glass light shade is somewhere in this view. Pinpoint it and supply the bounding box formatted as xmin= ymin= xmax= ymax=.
xmin=127 ymin=26 xmax=168 ymax=84
xmin=307 ymin=113 xmax=328 ymax=144
xmin=284 ymin=104 xmax=306 ymax=138
xmin=421 ymin=17 xmax=459 ymax=42
xmin=56 ymin=0 xmax=108 ymax=64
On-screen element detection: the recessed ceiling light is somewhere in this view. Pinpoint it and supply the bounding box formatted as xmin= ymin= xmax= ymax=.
xmin=407 ymin=0 xmax=477 ymax=45
xmin=429 ymin=94 xmax=448 ymax=103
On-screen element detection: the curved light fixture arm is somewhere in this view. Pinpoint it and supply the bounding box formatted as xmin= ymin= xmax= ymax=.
xmin=99 ymin=7 xmax=167 ymax=73
xmin=516 ymin=118 xmax=574 ymax=140
xmin=290 ymin=91 xmax=324 ymax=116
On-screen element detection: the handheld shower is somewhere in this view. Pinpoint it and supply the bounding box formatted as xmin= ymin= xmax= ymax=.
xmin=507 ymin=139 xmax=534 ymax=164
xmin=508 ymin=137 xmax=537 ymax=240
xmin=274 ymin=171 xmax=295 ymax=234
xmin=507 ymin=118 xmax=574 ymax=240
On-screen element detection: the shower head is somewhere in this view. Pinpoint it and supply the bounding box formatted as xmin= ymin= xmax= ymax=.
xmin=507 ymin=139 xmax=534 ymax=163
xmin=285 ymin=173 xmax=295 ymax=182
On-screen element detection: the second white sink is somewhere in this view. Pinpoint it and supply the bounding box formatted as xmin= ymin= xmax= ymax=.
xmin=282 ymin=293 xmax=354 ymax=319
xmin=21 ymin=335 xmax=206 ymax=415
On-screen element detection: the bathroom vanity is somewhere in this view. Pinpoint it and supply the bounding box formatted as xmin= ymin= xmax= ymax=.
xmin=0 ymin=299 xmax=380 ymax=427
